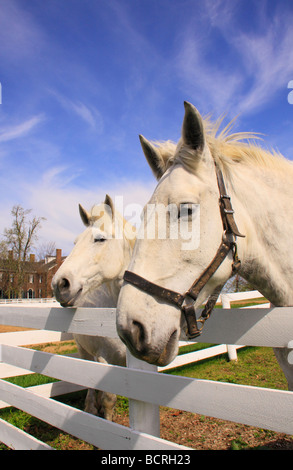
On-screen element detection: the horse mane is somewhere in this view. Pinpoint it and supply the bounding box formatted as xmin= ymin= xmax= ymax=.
xmin=204 ymin=115 xmax=290 ymax=172
xmin=153 ymin=116 xmax=292 ymax=175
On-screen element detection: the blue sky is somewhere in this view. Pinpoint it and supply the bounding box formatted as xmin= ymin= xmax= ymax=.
xmin=0 ymin=0 xmax=293 ymax=255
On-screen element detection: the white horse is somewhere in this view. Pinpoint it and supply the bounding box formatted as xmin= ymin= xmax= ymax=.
xmin=117 ymin=101 xmax=293 ymax=391
xmin=52 ymin=195 xmax=136 ymax=420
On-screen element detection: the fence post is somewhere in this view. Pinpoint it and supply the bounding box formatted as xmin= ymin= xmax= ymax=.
xmin=126 ymin=349 xmax=160 ymax=438
xmin=221 ymin=294 xmax=238 ymax=361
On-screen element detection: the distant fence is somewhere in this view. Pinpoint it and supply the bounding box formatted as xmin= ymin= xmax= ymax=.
xmin=0 ymin=291 xmax=292 ymax=450
xmin=0 ymin=298 xmax=57 ymax=305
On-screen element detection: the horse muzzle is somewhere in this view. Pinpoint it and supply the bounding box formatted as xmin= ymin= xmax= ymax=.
xmin=52 ymin=275 xmax=83 ymax=307
xmin=117 ymin=320 xmax=179 ymax=366
xmin=116 ymin=290 xmax=180 ymax=366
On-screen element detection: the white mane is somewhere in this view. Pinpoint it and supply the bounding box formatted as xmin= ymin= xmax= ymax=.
xmin=153 ymin=116 xmax=293 ymax=176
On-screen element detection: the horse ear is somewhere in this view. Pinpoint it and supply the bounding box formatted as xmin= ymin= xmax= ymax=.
xmin=139 ymin=135 xmax=164 ymax=180
xmin=104 ymin=194 xmax=115 ymax=218
xmin=182 ymin=101 xmax=205 ymax=151
xmin=79 ymin=204 xmax=90 ymax=227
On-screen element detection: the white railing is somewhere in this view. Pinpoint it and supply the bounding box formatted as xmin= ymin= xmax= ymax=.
xmin=0 ymin=292 xmax=292 ymax=450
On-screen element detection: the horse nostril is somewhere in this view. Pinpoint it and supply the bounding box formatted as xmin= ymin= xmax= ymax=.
xmin=132 ymin=320 xmax=147 ymax=351
xmin=59 ymin=278 xmax=70 ymax=292
xmin=117 ymin=318 xmax=150 ymax=357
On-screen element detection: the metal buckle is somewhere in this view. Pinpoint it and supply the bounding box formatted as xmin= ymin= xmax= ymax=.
xmin=224 ymin=208 xmax=234 ymax=214
xmin=182 ymin=303 xmax=201 ymax=338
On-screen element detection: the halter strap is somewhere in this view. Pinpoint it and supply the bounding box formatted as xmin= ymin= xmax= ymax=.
xmin=215 ymin=165 xmax=245 ymax=238
xmin=123 ymin=270 xmax=185 ymax=308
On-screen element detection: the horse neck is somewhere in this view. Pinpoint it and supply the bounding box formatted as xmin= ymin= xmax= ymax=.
xmin=77 ymin=282 xmax=117 ymax=308
xmin=229 ymin=160 xmax=293 ymax=306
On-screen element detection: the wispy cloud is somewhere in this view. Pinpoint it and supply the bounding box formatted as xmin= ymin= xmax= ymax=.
xmin=0 ymin=115 xmax=44 ymax=143
xmin=49 ymin=90 xmax=104 ymax=132
xmin=107 ymin=0 xmax=157 ymax=58
xmin=175 ymin=35 xmax=242 ymax=115
xmin=174 ymin=1 xmax=293 ymax=116
xmin=233 ymin=20 xmax=293 ymax=114
xmin=0 ymin=0 xmax=45 ymax=62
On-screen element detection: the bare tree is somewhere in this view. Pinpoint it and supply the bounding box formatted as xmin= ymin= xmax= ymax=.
xmin=0 ymin=240 xmax=8 ymax=258
xmin=36 ymin=241 xmax=56 ymax=261
xmin=2 ymin=205 xmax=45 ymax=297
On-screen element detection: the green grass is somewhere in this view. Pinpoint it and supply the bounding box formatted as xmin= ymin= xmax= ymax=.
xmin=167 ymin=346 xmax=287 ymax=390
xmin=4 ymin=373 xmax=58 ymax=388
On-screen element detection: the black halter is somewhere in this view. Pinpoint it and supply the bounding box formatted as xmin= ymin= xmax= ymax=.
xmin=123 ymin=163 xmax=245 ymax=339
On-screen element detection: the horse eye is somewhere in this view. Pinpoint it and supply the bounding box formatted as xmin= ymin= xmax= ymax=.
xmin=94 ymin=235 xmax=107 ymax=243
xmin=178 ymin=203 xmax=194 ymax=218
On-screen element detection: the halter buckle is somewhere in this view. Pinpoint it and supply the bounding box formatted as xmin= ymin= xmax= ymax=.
xmin=224 ymin=208 xmax=234 ymax=215
xmin=182 ymin=304 xmax=202 ymax=338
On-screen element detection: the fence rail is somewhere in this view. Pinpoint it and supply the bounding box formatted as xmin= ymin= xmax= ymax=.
xmin=0 ymin=291 xmax=292 ymax=450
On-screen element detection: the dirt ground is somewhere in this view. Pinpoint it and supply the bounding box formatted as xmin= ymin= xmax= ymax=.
xmin=1 ymin=325 xmax=293 ymax=450
xmin=113 ymin=408 xmax=293 ymax=451
xmin=0 ymin=325 xmax=32 ymax=333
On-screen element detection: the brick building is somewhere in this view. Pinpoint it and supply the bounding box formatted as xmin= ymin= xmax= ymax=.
xmin=0 ymin=249 xmax=65 ymax=300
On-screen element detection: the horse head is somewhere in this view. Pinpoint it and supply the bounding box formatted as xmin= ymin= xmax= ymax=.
xmin=117 ymin=102 xmax=246 ymax=366
xmin=52 ymin=194 xmax=136 ymax=307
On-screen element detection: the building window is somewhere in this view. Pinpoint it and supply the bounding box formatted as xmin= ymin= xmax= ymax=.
xmin=10 ymin=274 xmax=14 ymax=283
xmin=0 ymin=272 xmax=2 ymax=281
xmin=29 ymin=274 xmax=34 ymax=283
xmin=39 ymin=275 xmax=42 ymax=284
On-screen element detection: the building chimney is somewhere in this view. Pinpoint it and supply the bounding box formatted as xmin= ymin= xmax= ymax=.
xmin=30 ymin=254 xmax=35 ymax=262
xmin=8 ymin=250 xmax=13 ymax=260
xmin=56 ymin=249 xmax=62 ymax=265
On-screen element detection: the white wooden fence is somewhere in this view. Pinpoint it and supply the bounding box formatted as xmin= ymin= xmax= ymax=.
xmin=0 ymin=291 xmax=292 ymax=450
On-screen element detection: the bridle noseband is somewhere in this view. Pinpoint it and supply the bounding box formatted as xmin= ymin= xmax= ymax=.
xmin=123 ymin=163 xmax=245 ymax=339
